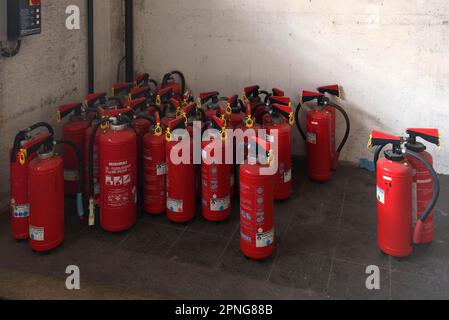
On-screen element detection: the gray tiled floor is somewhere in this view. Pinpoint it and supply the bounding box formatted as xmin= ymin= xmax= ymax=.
xmin=0 ymin=159 xmax=448 ymax=300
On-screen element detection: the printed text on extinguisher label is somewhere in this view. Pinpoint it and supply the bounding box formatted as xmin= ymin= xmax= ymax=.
xmin=211 ymin=197 xmax=231 ymax=211
xmin=30 ymin=226 xmax=44 ymax=241
xmin=256 ymin=229 xmax=274 ymax=248
xmin=167 ymin=198 xmax=183 ymax=212
xmin=105 ymin=161 xmax=133 ymax=208
xmin=307 ymin=132 xmax=317 ymax=145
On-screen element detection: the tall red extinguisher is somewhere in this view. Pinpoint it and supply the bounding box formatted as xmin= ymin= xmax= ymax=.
xmin=10 ymin=123 xmax=55 ymax=240
xmin=201 ymin=116 xmax=232 ymax=222
xmin=369 ymin=131 xmax=440 ymax=257
xmin=142 ymin=111 xmax=166 ymax=215
xmin=28 ymin=137 xmax=85 ymax=252
xmin=240 ymin=137 xmax=276 ymax=260
xmin=165 ymin=117 xmax=196 ymax=224
xmin=295 ymin=87 xmax=351 ymax=181
xmin=88 ymin=115 xmax=137 ymax=232
xmin=57 ymin=102 xmax=93 ymax=196
xmin=257 ymin=102 xmax=295 ymax=200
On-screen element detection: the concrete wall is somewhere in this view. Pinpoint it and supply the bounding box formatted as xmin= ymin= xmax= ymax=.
xmin=0 ymin=0 xmax=123 ymax=209
xmin=134 ymin=0 xmax=449 ymax=174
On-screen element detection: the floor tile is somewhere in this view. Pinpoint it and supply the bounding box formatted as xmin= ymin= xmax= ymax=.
xmin=391 ymin=271 xmax=449 ymax=300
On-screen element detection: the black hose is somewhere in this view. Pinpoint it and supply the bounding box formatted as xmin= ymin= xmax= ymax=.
xmin=56 ymin=140 xmax=85 ymax=219
xmin=28 ymin=122 xmax=55 ymax=136
xmin=10 ymin=122 xmax=54 ymax=162
xmin=406 ymin=150 xmax=440 ymax=224
xmin=88 ymin=119 xmax=108 ymax=198
xmin=238 ymin=99 xmax=246 ymax=113
xmin=196 ymin=108 xmax=207 ymax=122
xmin=327 ymin=102 xmax=351 ymax=153
xmin=149 ymin=79 xmax=158 ymax=89
xmin=171 ymin=71 xmax=186 ymax=94
xmin=295 ymin=103 xmax=306 ymax=141
xmin=373 ymin=143 xmax=388 ymax=172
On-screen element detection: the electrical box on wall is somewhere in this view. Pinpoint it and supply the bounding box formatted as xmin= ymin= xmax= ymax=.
xmin=1 ymin=0 xmax=42 ymax=41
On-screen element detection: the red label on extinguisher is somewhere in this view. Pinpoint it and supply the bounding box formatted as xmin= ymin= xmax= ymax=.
xmin=104 ymin=160 xmax=135 ymax=208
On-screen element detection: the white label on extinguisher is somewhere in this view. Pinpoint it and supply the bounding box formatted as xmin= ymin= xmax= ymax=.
xmin=157 ymin=163 xmax=167 ymax=176
xmin=256 ymin=229 xmax=274 ymax=248
xmin=167 ymin=198 xmax=183 ymax=213
xmin=376 ymin=186 xmax=385 ymax=204
xmin=64 ymin=170 xmax=79 ymax=182
xmin=211 ymin=196 xmax=231 ymax=212
xmin=412 ymin=182 xmax=418 ymax=224
xmin=12 ymin=202 xmax=30 ymax=218
xmin=284 ymin=169 xmax=292 ymax=183
xmin=30 ymin=226 xmax=44 ymax=241
xmin=307 ymin=132 xmax=317 ymax=145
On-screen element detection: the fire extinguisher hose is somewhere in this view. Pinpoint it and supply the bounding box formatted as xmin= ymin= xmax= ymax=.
xmin=10 ymin=122 xmax=55 ymax=162
xmin=56 ymin=140 xmax=85 ymax=220
xmin=405 ymin=150 xmax=440 ymax=244
xmin=162 ymin=71 xmax=186 ymax=95
xmin=294 ymin=103 xmax=307 ymax=141
xmin=327 ymin=102 xmax=351 ymax=154
xmin=373 ymin=143 xmax=388 ymax=171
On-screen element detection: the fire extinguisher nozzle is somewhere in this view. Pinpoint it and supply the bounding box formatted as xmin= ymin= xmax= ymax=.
xmin=76 ymin=193 xmax=85 ymax=220
xmin=88 ymin=197 xmax=95 ymax=226
xmin=413 ymin=220 xmax=424 ymax=244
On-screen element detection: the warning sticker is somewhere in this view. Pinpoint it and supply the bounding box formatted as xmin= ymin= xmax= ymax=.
xmin=284 ymin=169 xmax=292 ymax=183
xmin=30 ymin=226 xmax=44 ymax=241
xmin=105 ymin=160 xmax=134 ymax=208
xmin=167 ymin=198 xmax=183 ymax=213
xmin=376 ymin=186 xmax=385 ymax=204
xmin=12 ymin=203 xmax=30 ymax=218
xmin=157 ymin=163 xmax=167 ymax=176
xmin=307 ymin=132 xmax=317 ymax=145
xmin=64 ymin=170 xmax=79 ymax=182
xmin=211 ymin=196 xmax=231 ymax=211
xmin=256 ymin=229 xmax=274 ymax=248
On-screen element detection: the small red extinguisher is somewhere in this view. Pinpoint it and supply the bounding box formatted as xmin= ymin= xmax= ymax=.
xmin=295 ymin=86 xmax=351 ymax=181
xmin=240 ymin=137 xmax=276 ymax=260
xmin=28 ymin=137 xmax=85 ymax=252
xmin=142 ymin=111 xmax=166 ymax=215
xmin=10 ymin=122 xmax=54 ymax=240
xmin=201 ymin=115 xmax=232 ymax=222
xmin=165 ymin=117 xmax=196 ymax=224
xmin=369 ymin=130 xmax=440 ymax=257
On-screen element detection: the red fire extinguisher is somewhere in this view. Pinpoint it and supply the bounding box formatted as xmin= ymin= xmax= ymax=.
xmin=57 ymin=102 xmax=93 ymax=196
xmin=165 ymin=117 xmax=196 ymax=224
xmin=296 ymin=87 xmax=351 ymax=181
xmin=28 ymin=137 xmax=84 ymax=252
xmin=201 ymin=116 xmax=232 ymax=222
xmin=369 ymin=130 xmax=440 ymax=257
xmin=10 ymin=122 xmax=55 ymax=240
xmin=240 ymin=137 xmax=276 ymax=260
xmin=257 ymin=103 xmax=295 ymax=200
xmin=88 ymin=115 xmax=137 ymax=232
xmin=373 ymin=128 xmax=441 ymax=245
xmin=226 ymin=95 xmax=244 ymax=130
xmin=142 ymin=111 xmax=166 ymax=215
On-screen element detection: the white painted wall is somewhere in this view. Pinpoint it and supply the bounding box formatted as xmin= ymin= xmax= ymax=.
xmin=134 ymin=0 xmax=449 ymax=174
xmin=0 ymin=0 xmax=123 ymax=210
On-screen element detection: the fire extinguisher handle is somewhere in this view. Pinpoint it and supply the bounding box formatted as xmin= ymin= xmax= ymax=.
xmin=163 ymin=71 xmax=186 ymax=95
xmin=10 ymin=122 xmax=55 ymax=163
